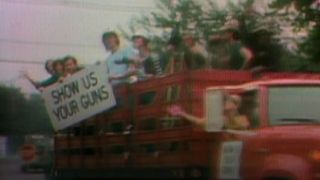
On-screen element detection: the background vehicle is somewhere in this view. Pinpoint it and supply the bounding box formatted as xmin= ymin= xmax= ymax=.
xmin=20 ymin=134 xmax=53 ymax=173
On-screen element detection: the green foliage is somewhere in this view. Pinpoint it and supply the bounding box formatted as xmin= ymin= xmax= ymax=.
xmin=122 ymin=0 xmax=320 ymax=72
xmin=0 ymin=85 xmax=27 ymax=134
xmin=0 ymin=85 xmax=53 ymax=135
xmin=270 ymin=0 xmax=320 ymax=69
xmin=270 ymin=0 xmax=318 ymax=27
xmin=26 ymin=94 xmax=53 ymax=134
xmin=300 ymin=25 xmax=320 ymax=63
xmin=269 ymin=0 xmax=294 ymax=9
xmin=121 ymin=0 xmax=221 ymax=51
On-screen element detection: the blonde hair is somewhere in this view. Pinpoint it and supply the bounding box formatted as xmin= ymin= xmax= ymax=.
xmin=228 ymin=95 xmax=242 ymax=107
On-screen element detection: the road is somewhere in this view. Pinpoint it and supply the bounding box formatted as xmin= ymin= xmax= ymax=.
xmin=0 ymin=156 xmax=46 ymax=180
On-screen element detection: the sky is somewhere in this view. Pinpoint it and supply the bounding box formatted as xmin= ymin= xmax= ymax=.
xmin=0 ymin=0 xmax=157 ymax=94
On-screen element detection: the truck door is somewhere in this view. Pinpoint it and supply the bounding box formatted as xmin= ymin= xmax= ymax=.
xmin=206 ymin=89 xmax=259 ymax=179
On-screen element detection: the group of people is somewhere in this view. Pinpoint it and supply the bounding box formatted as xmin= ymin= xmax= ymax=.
xmin=102 ymin=31 xmax=163 ymax=86
xmin=100 ymin=28 xmax=253 ymax=131
xmin=25 ymin=17 xmax=276 ymax=90
xmin=24 ymin=55 xmax=82 ymax=91
xmin=23 ymin=18 xmax=274 ymax=131
xmin=102 ymin=18 xmax=276 ymax=86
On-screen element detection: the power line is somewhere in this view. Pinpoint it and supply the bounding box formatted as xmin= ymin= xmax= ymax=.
xmin=64 ymin=0 xmax=157 ymax=12
xmin=1 ymin=76 xmax=23 ymax=85
xmin=0 ymin=0 xmax=157 ymax=13
xmin=0 ymin=38 xmax=101 ymax=48
xmin=0 ymin=58 xmax=93 ymax=66
xmin=0 ymin=59 xmax=44 ymax=65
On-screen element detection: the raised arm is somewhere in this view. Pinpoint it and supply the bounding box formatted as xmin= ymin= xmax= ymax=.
xmin=240 ymin=47 xmax=254 ymax=70
xmin=167 ymin=105 xmax=205 ymax=128
xmin=21 ymin=71 xmax=41 ymax=89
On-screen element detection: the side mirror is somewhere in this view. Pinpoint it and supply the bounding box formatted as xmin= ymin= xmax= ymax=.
xmin=205 ymin=89 xmax=224 ymax=132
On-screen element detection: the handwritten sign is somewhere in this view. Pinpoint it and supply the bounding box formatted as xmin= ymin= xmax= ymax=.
xmin=42 ymin=62 xmax=115 ymax=131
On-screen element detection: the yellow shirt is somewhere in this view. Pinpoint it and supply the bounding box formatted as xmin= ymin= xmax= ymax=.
xmin=225 ymin=115 xmax=249 ymax=130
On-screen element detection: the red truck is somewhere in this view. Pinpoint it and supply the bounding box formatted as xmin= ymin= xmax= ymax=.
xmin=52 ymin=70 xmax=320 ymax=179
xmin=205 ymin=74 xmax=320 ymax=180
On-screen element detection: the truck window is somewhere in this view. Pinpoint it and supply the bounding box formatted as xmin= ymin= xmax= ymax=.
xmin=223 ymin=94 xmax=250 ymax=130
xmin=221 ymin=90 xmax=259 ymax=130
xmin=269 ymin=86 xmax=320 ymax=125
xmin=205 ymin=89 xmax=259 ymax=131
xmin=238 ymin=90 xmax=259 ymax=128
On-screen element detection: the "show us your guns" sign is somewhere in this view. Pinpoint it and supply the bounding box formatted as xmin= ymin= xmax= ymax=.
xmin=42 ymin=62 xmax=116 ymax=131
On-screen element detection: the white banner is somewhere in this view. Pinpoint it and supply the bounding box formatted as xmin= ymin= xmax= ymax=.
xmin=42 ymin=62 xmax=116 ymax=131
xmin=205 ymin=89 xmax=224 ymax=132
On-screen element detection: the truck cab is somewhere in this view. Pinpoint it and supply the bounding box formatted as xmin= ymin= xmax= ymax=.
xmin=206 ymin=78 xmax=320 ymax=180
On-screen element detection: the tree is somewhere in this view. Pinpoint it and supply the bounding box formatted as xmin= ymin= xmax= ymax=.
xmin=122 ymin=0 xmax=209 ymax=50
xmin=122 ymin=0 xmax=289 ymax=72
xmin=0 ymin=85 xmax=53 ymax=135
xmin=270 ymin=0 xmax=320 ymax=71
xmin=25 ymin=94 xmax=53 ymax=135
xmin=0 ymin=85 xmax=25 ymax=134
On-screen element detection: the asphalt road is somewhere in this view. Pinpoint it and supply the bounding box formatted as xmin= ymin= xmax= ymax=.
xmin=0 ymin=156 xmax=46 ymax=180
